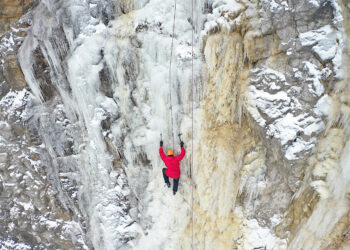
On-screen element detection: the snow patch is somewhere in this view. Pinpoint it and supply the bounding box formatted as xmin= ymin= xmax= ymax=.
xmin=236 ymin=206 xmax=287 ymax=250
xmin=0 ymin=240 xmax=31 ymax=250
xmin=299 ymin=25 xmax=339 ymax=61
xmin=307 ymin=0 xmax=320 ymax=8
xmin=314 ymin=95 xmax=331 ymax=116
xmin=249 ymin=66 xmax=327 ymax=160
xmin=261 ymin=0 xmax=290 ymax=12
xmin=302 ymin=61 xmax=325 ymax=97
xmin=201 ymin=0 xmax=245 ymax=37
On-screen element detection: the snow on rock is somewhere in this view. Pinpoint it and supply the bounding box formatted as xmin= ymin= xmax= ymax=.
xmin=298 ymin=23 xmax=344 ymax=78
xmin=250 ymin=86 xmax=291 ymax=120
xmin=261 ymin=0 xmax=291 ymax=13
xmin=314 ymin=94 xmax=331 ymax=116
xmin=1 ymin=0 xmax=348 ymax=249
xmin=234 ymin=207 xmax=287 ymax=250
xmin=299 ymin=25 xmax=340 ymax=62
xmin=246 ymin=0 xmax=338 ymax=161
xmin=201 ymin=0 xmax=245 ymax=39
xmin=302 ymin=61 xmax=329 ymax=97
xmin=307 ymin=0 xmax=321 ymax=8
xmin=241 ymin=218 xmax=287 ymax=249
xmin=248 ymin=66 xmax=328 ymax=160
xmin=0 ymin=240 xmax=31 ymax=250
xmin=212 ymin=0 xmax=245 ymax=15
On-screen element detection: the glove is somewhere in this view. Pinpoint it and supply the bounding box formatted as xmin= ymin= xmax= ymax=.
xmin=180 ymin=141 xmax=184 ymax=148
xmin=160 ymin=140 xmax=163 ymax=147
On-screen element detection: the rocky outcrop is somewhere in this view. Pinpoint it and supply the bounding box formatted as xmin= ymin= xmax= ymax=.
xmin=185 ymin=0 xmax=349 ymax=249
xmin=0 ymin=0 xmax=37 ymax=33
xmin=0 ymin=0 xmax=40 ymax=93
xmin=0 ymin=0 xmax=87 ymax=248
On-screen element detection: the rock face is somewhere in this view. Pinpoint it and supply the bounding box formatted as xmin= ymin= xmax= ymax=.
xmin=0 ymin=0 xmax=349 ymax=249
xmin=0 ymin=0 xmax=36 ymax=33
xmin=0 ymin=1 xmax=35 ymax=96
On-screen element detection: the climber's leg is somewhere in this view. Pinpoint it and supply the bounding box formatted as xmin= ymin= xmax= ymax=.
xmin=173 ymin=177 xmax=179 ymax=195
xmin=162 ymin=168 xmax=170 ymax=187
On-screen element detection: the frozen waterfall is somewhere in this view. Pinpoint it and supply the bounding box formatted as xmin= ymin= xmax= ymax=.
xmin=0 ymin=0 xmax=349 ymax=249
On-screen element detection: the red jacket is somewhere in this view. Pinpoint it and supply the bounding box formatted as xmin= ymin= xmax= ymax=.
xmin=159 ymin=147 xmax=186 ymax=179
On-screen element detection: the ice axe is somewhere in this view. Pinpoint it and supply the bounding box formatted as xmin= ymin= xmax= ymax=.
xmin=178 ymin=133 xmax=183 ymax=142
xmin=160 ymin=133 xmax=163 ymax=147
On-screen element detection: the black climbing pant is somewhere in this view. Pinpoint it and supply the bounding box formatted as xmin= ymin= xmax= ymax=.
xmin=162 ymin=168 xmax=179 ymax=193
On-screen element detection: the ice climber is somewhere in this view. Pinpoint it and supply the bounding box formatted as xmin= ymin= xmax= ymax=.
xmin=159 ymin=139 xmax=185 ymax=195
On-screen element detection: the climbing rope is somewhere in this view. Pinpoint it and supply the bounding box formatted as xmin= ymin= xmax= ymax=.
xmin=169 ymin=0 xmax=195 ymax=248
xmin=169 ymin=0 xmax=178 ymax=150
xmin=191 ymin=0 xmax=195 ymax=248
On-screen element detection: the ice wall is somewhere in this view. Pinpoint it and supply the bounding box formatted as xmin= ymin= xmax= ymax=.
xmin=16 ymin=0 xmax=202 ymax=248
xmin=1 ymin=0 xmax=349 ymax=249
xmin=103 ymin=0 xmax=202 ymax=248
xmin=17 ymin=0 xmax=139 ymax=248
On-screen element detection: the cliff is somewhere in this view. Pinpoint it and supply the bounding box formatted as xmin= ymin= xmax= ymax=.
xmin=0 ymin=0 xmax=349 ymax=249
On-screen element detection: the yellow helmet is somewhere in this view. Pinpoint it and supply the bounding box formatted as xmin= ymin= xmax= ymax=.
xmin=167 ymin=149 xmax=174 ymax=156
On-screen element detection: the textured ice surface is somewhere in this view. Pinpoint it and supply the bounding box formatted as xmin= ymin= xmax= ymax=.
xmin=2 ymin=0 xmax=349 ymax=249
xmin=103 ymin=0 xmax=201 ymax=248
